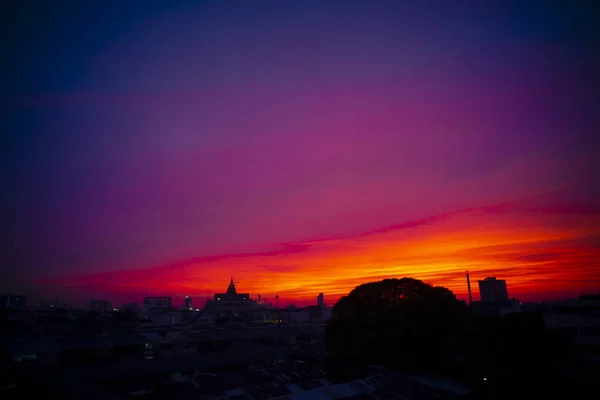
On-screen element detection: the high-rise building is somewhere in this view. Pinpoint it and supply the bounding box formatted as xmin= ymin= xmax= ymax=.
xmin=184 ymin=296 xmax=192 ymax=309
xmin=317 ymin=293 xmax=325 ymax=308
xmin=478 ymin=277 xmax=509 ymax=303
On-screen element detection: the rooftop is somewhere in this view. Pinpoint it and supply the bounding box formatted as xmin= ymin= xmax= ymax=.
xmin=99 ymin=361 xmax=470 ymax=400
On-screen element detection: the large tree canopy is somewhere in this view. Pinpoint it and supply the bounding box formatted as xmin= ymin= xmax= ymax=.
xmin=325 ymin=278 xmax=467 ymax=367
xmin=325 ymin=277 xmax=584 ymax=397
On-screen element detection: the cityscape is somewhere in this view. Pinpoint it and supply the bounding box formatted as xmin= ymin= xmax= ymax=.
xmin=2 ymin=273 xmax=599 ymax=399
xmin=3 ymin=1 xmax=599 ymax=399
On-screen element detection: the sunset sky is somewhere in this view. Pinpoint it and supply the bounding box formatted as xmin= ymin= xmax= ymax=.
xmin=2 ymin=1 xmax=599 ymax=307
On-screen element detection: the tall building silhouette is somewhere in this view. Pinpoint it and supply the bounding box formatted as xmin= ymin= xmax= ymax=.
xmin=478 ymin=277 xmax=509 ymax=303
xmin=317 ymin=293 xmax=325 ymax=308
xmin=184 ymin=296 xmax=192 ymax=309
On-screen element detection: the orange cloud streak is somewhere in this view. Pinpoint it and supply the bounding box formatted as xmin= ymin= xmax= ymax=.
xmin=44 ymin=197 xmax=600 ymax=307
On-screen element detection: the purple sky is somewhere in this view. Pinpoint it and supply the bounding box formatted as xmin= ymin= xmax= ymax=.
xmin=2 ymin=1 xmax=599 ymax=305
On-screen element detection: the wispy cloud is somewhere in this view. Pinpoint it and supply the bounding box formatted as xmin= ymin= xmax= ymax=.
xmin=39 ymin=188 xmax=600 ymax=305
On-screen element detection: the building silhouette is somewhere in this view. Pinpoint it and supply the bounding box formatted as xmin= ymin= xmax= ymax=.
xmin=119 ymin=302 xmax=139 ymax=313
xmin=184 ymin=296 xmax=192 ymax=310
xmin=317 ymin=293 xmax=325 ymax=308
xmin=40 ymin=299 xmax=60 ymax=309
xmin=142 ymin=296 xmax=172 ymax=314
xmin=203 ymin=278 xmax=259 ymax=315
xmin=478 ymin=277 xmax=509 ymax=303
xmin=214 ymin=277 xmax=250 ymax=302
xmin=89 ymin=300 xmax=112 ymax=313
xmin=1 ymin=294 xmax=28 ymax=310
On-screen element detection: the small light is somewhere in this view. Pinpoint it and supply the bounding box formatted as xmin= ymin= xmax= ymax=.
xmin=483 ymin=377 xmax=487 ymax=381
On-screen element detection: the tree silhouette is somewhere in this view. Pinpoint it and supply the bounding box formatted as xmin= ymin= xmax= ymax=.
xmin=326 ymin=277 xmax=587 ymax=397
xmin=326 ymin=278 xmax=467 ymax=368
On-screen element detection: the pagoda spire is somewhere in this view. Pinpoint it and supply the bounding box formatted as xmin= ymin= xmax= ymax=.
xmin=226 ymin=277 xmax=237 ymax=295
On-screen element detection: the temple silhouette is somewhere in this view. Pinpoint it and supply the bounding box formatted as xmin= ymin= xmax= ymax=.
xmin=203 ymin=278 xmax=259 ymax=315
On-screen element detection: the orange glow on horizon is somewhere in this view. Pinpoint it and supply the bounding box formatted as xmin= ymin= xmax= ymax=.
xmin=45 ymin=202 xmax=600 ymax=307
